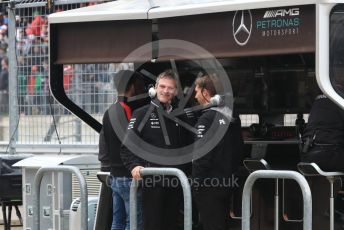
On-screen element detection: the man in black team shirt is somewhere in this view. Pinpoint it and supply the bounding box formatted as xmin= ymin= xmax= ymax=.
xmin=98 ymin=70 xmax=145 ymax=230
xmin=300 ymin=75 xmax=344 ymax=230
xmin=192 ymin=74 xmax=244 ymax=230
xmin=301 ymin=94 xmax=344 ymax=171
xmin=121 ymin=70 xmax=190 ymax=230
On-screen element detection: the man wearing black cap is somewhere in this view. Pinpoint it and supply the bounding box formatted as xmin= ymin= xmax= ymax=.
xmin=99 ymin=70 xmax=145 ymax=230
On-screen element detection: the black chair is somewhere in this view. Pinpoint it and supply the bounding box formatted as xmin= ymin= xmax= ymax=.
xmin=297 ymin=162 xmax=344 ymax=230
xmin=229 ymin=159 xmax=269 ymax=220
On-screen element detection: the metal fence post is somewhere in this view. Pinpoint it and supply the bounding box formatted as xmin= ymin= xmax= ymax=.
xmin=130 ymin=167 xmax=192 ymax=230
xmin=32 ymin=166 xmax=88 ymax=230
xmin=75 ymin=75 xmax=82 ymax=142
xmin=130 ymin=179 xmax=140 ymax=230
xmin=242 ymin=170 xmax=312 ymax=230
xmin=8 ymin=0 xmax=18 ymax=154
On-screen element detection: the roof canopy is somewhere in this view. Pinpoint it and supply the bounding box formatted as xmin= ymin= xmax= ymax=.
xmin=49 ymin=0 xmax=320 ymax=23
xmin=49 ymin=0 xmax=317 ymax=64
xmin=48 ymin=0 xmax=319 ymax=132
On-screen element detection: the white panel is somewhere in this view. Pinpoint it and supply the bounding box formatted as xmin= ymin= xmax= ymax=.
xmin=49 ymin=0 xmax=150 ymax=23
xmin=72 ymin=169 xmax=101 ymax=199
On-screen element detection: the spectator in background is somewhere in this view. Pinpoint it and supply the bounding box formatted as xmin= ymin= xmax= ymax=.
xmin=0 ymin=44 xmax=7 ymax=63
xmin=30 ymin=42 xmax=42 ymax=66
xmin=15 ymin=15 xmax=23 ymax=27
xmin=40 ymin=19 xmax=49 ymax=43
xmin=27 ymin=65 xmax=43 ymax=115
xmin=0 ymin=24 xmax=8 ymax=45
xmin=40 ymin=59 xmax=50 ymax=115
xmin=63 ymin=65 xmax=73 ymax=92
xmin=25 ymin=10 xmax=44 ymax=38
xmin=18 ymin=56 xmax=27 ymax=114
xmin=0 ymin=56 xmax=8 ymax=114
xmin=2 ymin=13 xmax=8 ymax=25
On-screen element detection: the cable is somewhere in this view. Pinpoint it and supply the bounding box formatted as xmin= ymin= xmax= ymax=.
xmin=48 ymin=89 xmax=62 ymax=154
xmin=4 ymin=3 xmax=62 ymax=155
xmin=5 ymin=112 xmax=20 ymax=154
xmin=44 ymin=4 xmax=62 ymax=154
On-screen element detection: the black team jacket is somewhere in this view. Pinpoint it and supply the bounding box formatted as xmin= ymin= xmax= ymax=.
xmin=98 ymin=96 xmax=132 ymax=177
xmin=120 ymin=100 xmax=192 ymax=175
xmin=192 ymin=107 xmax=244 ymax=186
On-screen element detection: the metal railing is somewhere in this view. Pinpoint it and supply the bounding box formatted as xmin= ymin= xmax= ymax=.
xmin=242 ymin=170 xmax=312 ymax=230
xmin=32 ymin=166 xmax=88 ymax=230
xmin=129 ymin=167 xmax=192 ymax=230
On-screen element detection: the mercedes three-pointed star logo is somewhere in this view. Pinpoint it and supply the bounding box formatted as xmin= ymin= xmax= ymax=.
xmin=232 ymin=10 xmax=253 ymax=46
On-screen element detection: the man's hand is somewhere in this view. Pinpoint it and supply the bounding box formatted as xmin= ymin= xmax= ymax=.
xmin=131 ymin=166 xmax=144 ymax=180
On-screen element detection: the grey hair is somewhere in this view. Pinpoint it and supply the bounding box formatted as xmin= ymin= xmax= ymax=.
xmin=155 ymin=69 xmax=178 ymax=88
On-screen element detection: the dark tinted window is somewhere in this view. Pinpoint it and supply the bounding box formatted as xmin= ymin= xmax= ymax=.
xmin=330 ymin=4 xmax=344 ymax=98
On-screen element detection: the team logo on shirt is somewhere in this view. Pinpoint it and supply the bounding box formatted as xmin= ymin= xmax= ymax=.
xmin=197 ymin=125 xmax=206 ymax=138
xmin=128 ymin=118 xmax=136 ymax=129
xmin=151 ymin=120 xmax=161 ymax=129
xmin=150 ymin=112 xmax=160 ymax=128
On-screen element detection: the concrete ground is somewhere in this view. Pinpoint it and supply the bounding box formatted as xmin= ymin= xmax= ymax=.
xmin=0 ymin=205 xmax=23 ymax=230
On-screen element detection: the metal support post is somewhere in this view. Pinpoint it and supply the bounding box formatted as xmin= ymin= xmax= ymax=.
xmin=32 ymin=166 xmax=88 ymax=230
xmin=275 ymin=179 xmax=279 ymax=230
xmin=129 ymin=167 xmax=192 ymax=230
xmin=329 ymin=177 xmax=334 ymax=230
xmin=242 ymin=170 xmax=312 ymax=230
xmin=130 ymin=179 xmax=140 ymax=230
xmin=8 ymin=0 xmax=18 ymax=154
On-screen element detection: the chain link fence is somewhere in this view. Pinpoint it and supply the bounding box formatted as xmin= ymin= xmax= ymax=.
xmin=1 ymin=0 xmax=127 ymax=152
